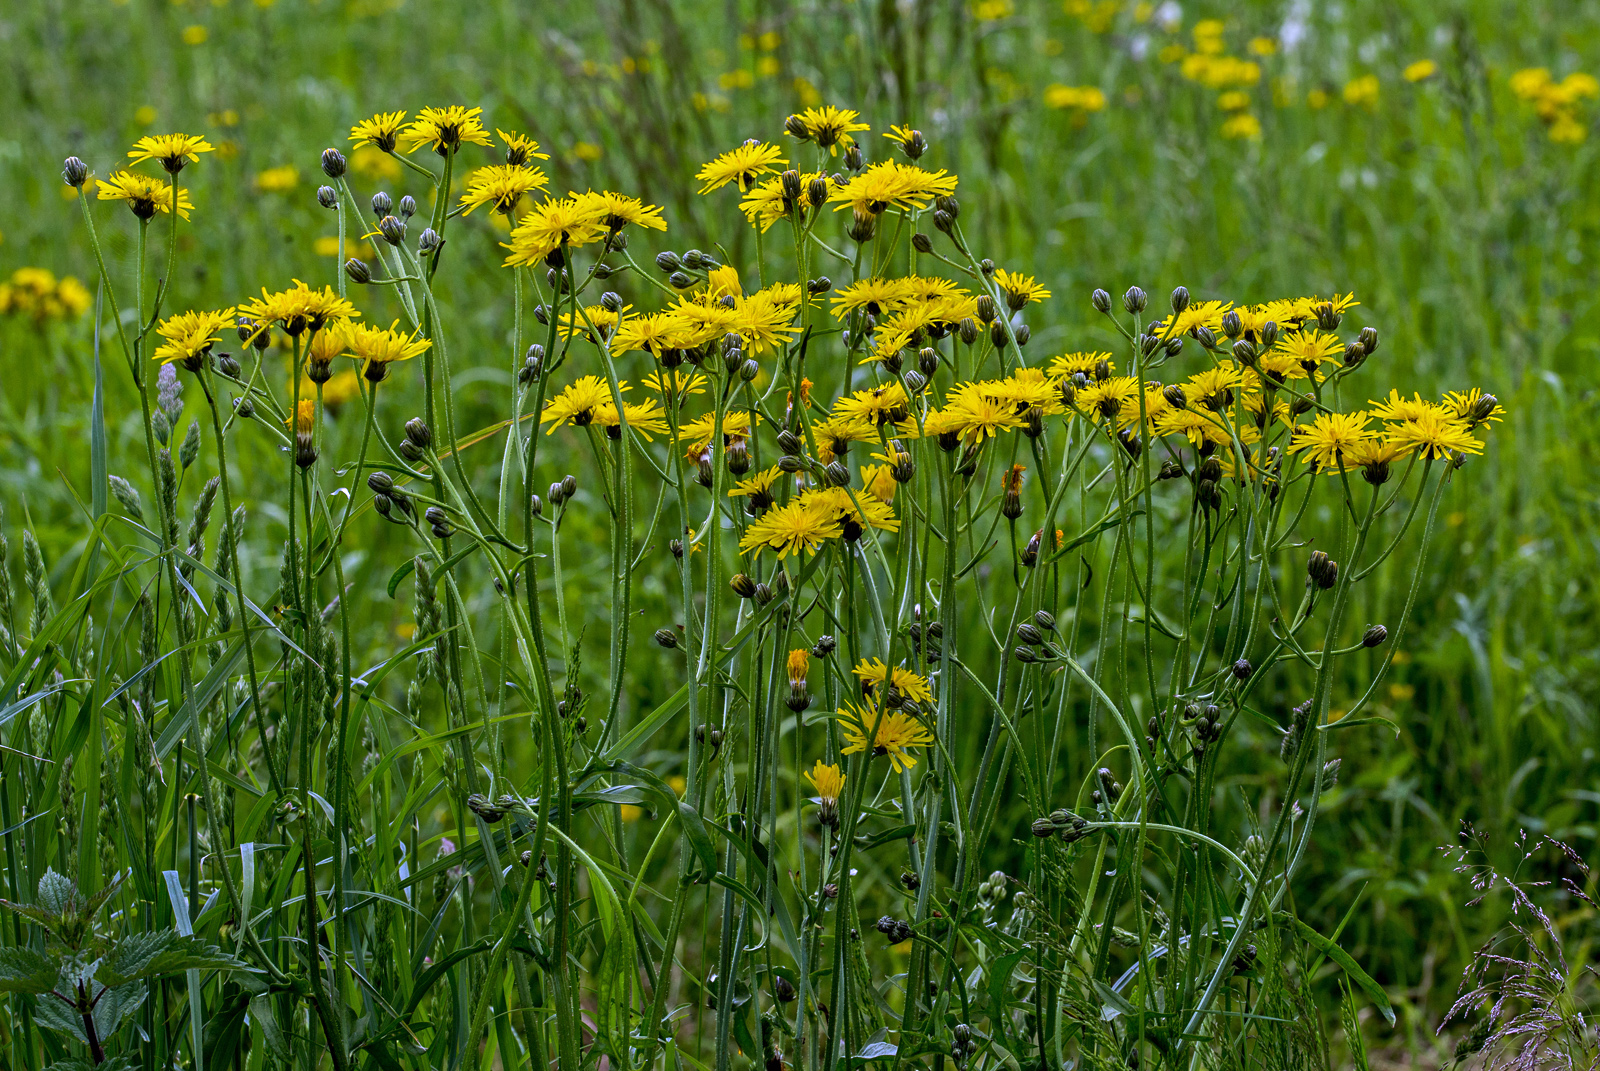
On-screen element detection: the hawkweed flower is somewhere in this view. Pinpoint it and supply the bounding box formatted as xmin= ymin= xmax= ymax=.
xmin=827 ymin=160 xmax=958 ymax=216
xmin=697 ymin=140 xmax=788 ymax=193
xmin=839 ymin=700 xmax=933 ymax=772
xmin=592 ymin=399 xmax=669 ymax=441
xmin=127 ymin=132 xmax=215 ymax=173
xmin=459 ymin=164 xmax=548 ymax=215
xmin=400 ymin=106 xmax=493 ymax=155
xmin=97 ymin=171 xmax=194 ymax=220
xmin=152 ymin=307 xmax=236 ymax=371
xmin=1366 ymin=389 xmax=1438 ymax=423
xmin=805 ymin=759 xmax=843 ymax=826
xmin=993 ymin=269 xmax=1050 ymax=311
xmin=786 ymin=649 xmax=812 ymax=711
xmin=739 ymin=170 xmax=829 ymax=232
xmin=738 ymin=499 xmax=842 ymax=559
xmin=729 ymin=465 xmax=783 ymax=512
xmin=1385 ymin=408 xmax=1484 ymax=460
xmin=1290 ymin=411 xmax=1375 ymax=470
xmin=496 ymin=129 xmax=549 ymax=167
xmin=540 ymin=375 xmax=620 ymax=433
xmin=238 ymin=280 xmax=359 ymax=338
xmin=503 ymin=196 xmax=611 ymax=266
xmin=340 ymin=320 xmax=432 ymax=382
xmin=785 ymin=105 xmax=870 ymax=154
xmin=1343 ymin=438 xmax=1411 ymax=485
xmin=350 ymin=111 xmax=408 ymax=152
xmin=1443 ymin=388 xmax=1505 ymax=428
xmin=853 ymin=658 xmax=933 ymax=706
xmin=883 ymin=124 xmax=928 ymax=159
xmin=572 ymin=190 xmax=669 ymax=234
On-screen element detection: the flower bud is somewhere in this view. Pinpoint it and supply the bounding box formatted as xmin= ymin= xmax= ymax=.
xmin=825 ymin=461 xmax=851 ymax=487
xmin=1091 ymin=288 xmax=1112 ymax=313
xmin=655 ymin=627 xmax=679 ymax=649
xmin=1165 ymin=335 xmax=1184 ymax=357
xmin=317 ymin=185 xmax=338 ymax=209
xmin=1014 ymin=323 xmax=1030 ymax=347
xmin=342 ymin=257 xmax=371 ymax=285
xmin=1014 ymin=645 xmax=1038 ymax=664
xmin=1359 ymin=326 xmax=1379 ymax=355
xmin=892 ymin=452 xmax=915 ymax=483
xmin=559 ymin=474 xmax=577 ymax=500
xmin=62 ymin=156 xmax=89 ymax=187
xmin=216 ymin=353 xmax=241 ymax=378
xmin=740 ymin=358 xmax=759 ymax=382
xmin=669 ymin=270 xmax=693 ymax=290
xmin=1193 ymin=324 xmax=1218 ymax=349
xmin=958 ymin=317 xmax=980 ymax=346
xmin=600 ymin=291 xmax=623 ymax=313
xmin=371 ymin=191 xmax=393 ymax=216
xmin=1362 ymin=624 xmax=1388 ymax=648
xmin=844 ymin=144 xmax=864 ymax=171
xmin=1031 ymin=817 xmax=1056 ymax=838
xmin=729 ymin=573 xmax=757 ymax=599
xmin=1221 ymin=310 xmax=1243 ymax=338
xmin=976 ymin=294 xmax=996 ymax=323
xmin=367 ymin=471 xmax=394 ymax=495
xmin=1316 ymin=303 xmax=1342 ymax=331
xmin=1232 ymin=658 xmax=1252 ymax=681
xmin=990 ymin=320 xmax=1009 ymax=349
xmin=808 ymin=276 xmax=833 ymax=295
xmin=418 ymin=227 xmax=442 ymax=253
xmin=1123 ymin=286 xmax=1147 ymax=313
xmin=1170 ymin=285 xmax=1190 ymax=314
xmin=398 ymin=194 xmax=417 ymax=218
xmin=1163 ymin=384 xmax=1188 ymax=410
xmin=295 ymin=432 xmax=318 ymax=469
xmin=655 ymin=250 xmax=682 ymax=273
xmin=321 ymin=147 xmax=347 ymax=178
xmin=1022 ymin=529 xmax=1041 ymax=567
xmin=812 ymin=634 xmax=837 ymax=657
xmin=780 ymin=168 xmax=802 ymax=205
xmin=1017 ymin=622 xmax=1043 ymax=645
xmin=1259 ymin=320 xmax=1280 ymax=348
xmin=377 ymin=214 xmax=406 ymax=246
xmin=912 ymin=232 xmax=933 ymax=254
xmin=1232 ymin=338 xmax=1257 ymax=365
xmin=807 ymin=175 xmax=829 ymax=209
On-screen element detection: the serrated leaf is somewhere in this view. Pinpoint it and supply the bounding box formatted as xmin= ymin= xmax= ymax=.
xmin=0 ymin=946 xmax=59 ymax=993
xmin=33 ymin=991 xmax=87 ymax=1043
xmin=37 ymin=869 xmax=76 ymax=916
xmin=92 ymin=981 xmax=147 ymax=1041
xmin=103 ymin=930 xmax=251 ymax=986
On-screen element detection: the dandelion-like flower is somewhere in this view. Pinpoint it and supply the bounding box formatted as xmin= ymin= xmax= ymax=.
xmin=152 ymin=307 xmax=236 ymax=369
xmin=592 ymin=399 xmax=669 ymax=441
xmin=788 ymin=649 xmax=811 ymax=691
xmin=941 ymin=385 xmax=1028 ymax=443
xmin=838 ymin=700 xmax=933 ymax=772
xmin=1290 ymin=411 xmax=1376 ymax=470
xmin=1048 ymin=352 xmax=1116 ymax=378
xmin=738 ymin=499 xmax=842 ymax=559
xmin=496 ymin=129 xmax=549 ymax=167
xmin=739 ymin=170 xmax=829 ymax=232
xmin=502 ymin=196 xmax=611 ymax=266
xmin=399 ymin=106 xmax=493 ymax=155
xmin=1443 ymin=388 xmax=1505 ymax=428
xmin=993 ymin=269 xmax=1051 ymax=310
xmin=459 ymin=164 xmax=547 ymax=215
xmin=1273 ymin=329 xmax=1344 ymax=370
xmin=97 ymin=171 xmax=194 ymax=220
xmin=540 ymin=375 xmax=622 ymax=433
xmin=828 ymin=160 xmax=957 ymax=215
xmin=238 ymin=280 xmax=360 ymax=337
xmin=340 ymin=320 xmax=432 ymax=382
xmin=127 ymin=133 xmax=215 ymax=173
xmin=834 ymin=383 xmax=911 ymax=427
xmin=785 ymin=105 xmax=870 ymax=154
xmin=830 ymin=277 xmax=913 ymax=318
xmin=1367 ymin=389 xmax=1441 ymax=423
xmin=1074 ymin=376 xmax=1141 ymax=422
xmin=350 ymin=111 xmax=409 ymax=152
xmin=852 ymin=658 xmax=933 ymax=705
xmin=571 ymin=190 xmax=668 ymax=233
xmin=805 ymin=759 xmax=844 ymax=807
xmin=730 ymin=465 xmax=785 ymax=510
xmin=697 ymin=141 xmax=788 ymax=193
xmin=802 ymin=487 xmax=901 ymax=535
xmin=1385 ymin=408 xmax=1483 ymax=460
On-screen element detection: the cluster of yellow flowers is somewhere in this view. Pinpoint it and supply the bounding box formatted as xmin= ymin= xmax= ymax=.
xmin=1510 ymin=67 xmax=1599 ymax=143
xmin=0 ymin=267 xmax=90 ymax=324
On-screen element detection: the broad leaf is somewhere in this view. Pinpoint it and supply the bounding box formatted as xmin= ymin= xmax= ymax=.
xmin=37 ymin=869 xmax=76 ymax=917
xmin=0 ymin=947 xmax=59 ymax=994
xmin=103 ymin=930 xmax=251 ymax=986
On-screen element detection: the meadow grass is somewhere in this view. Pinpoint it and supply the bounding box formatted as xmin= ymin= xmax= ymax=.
xmin=0 ymin=2 xmax=1597 ymax=1069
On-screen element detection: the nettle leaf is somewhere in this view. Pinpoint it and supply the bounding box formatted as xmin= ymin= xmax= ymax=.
xmin=0 ymin=947 xmax=59 ymax=994
xmin=103 ymin=930 xmax=250 ymax=986
xmin=36 ymin=869 xmax=76 ymax=917
xmin=92 ymin=981 xmax=147 ymax=1042
xmin=32 ymin=991 xmax=87 ymax=1043
xmin=0 ymin=899 xmax=57 ymax=930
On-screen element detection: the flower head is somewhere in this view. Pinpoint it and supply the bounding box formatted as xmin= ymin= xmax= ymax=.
xmin=838 ymin=700 xmax=933 ymax=772
xmin=1443 ymin=388 xmax=1505 ymax=428
xmin=350 ymin=111 xmax=409 ymax=152
xmin=828 ymin=160 xmax=957 ymax=215
xmin=495 ymin=129 xmax=549 ymax=167
xmin=541 ymin=375 xmax=623 ymax=433
xmin=127 ymin=133 xmax=214 ymax=173
xmin=739 ymin=170 xmax=828 ymax=232
xmin=787 ymin=649 xmax=811 ymax=691
xmin=1385 ymin=408 xmax=1483 ymax=460
xmin=738 ymin=499 xmax=842 ymax=559
xmin=1290 ymin=411 xmax=1376 ymax=470
xmin=785 ymin=105 xmax=870 ymax=154
xmin=853 ymin=658 xmax=932 ymax=705
xmin=97 ymin=171 xmax=194 ymax=220
xmin=502 ymin=196 xmax=611 ymax=266
xmin=339 ymin=320 xmax=432 ymax=381
xmin=152 ymin=307 xmax=236 ymax=369
xmin=592 ymin=399 xmax=669 ymax=441
xmin=238 ymin=280 xmax=359 ymax=337
xmin=993 ymin=269 xmax=1051 ymax=310
xmin=1367 ymin=389 xmax=1441 ymax=424
xmin=697 ymin=141 xmax=788 ymax=193
xmin=399 ymin=106 xmax=493 ymax=155
xmin=805 ymin=759 xmax=844 ymax=801
xmin=571 ymin=190 xmax=668 ymax=232
xmin=459 ymin=164 xmax=548 ymax=215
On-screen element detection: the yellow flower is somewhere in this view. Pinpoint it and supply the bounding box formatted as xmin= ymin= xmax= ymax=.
xmin=728 ymin=288 xmax=803 ymax=354
xmin=592 ymin=399 xmax=669 ymax=441
xmin=1343 ymin=74 xmax=1380 ymax=108
xmin=1366 ymin=389 xmax=1441 ymax=424
xmin=679 ymin=410 xmax=756 ymax=456
xmin=1217 ymin=90 xmax=1252 ymax=112
xmin=801 ymin=487 xmax=901 ymax=534
xmin=286 ymin=398 xmax=315 ymax=434
xmin=784 ymin=105 xmax=870 ymax=154
xmin=697 ymin=141 xmax=788 ymax=193
xmin=338 ymin=320 xmax=431 ymax=382
xmin=1384 ymin=408 xmax=1483 ymax=460
xmin=788 ymin=649 xmax=811 ymax=691
xmin=838 ymin=700 xmax=933 ymax=773
xmin=830 ymin=277 xmax=913 ymax=318
xmin=993 ymin=269 xmax=1050 ymax=309
xmin=152 ymin=307 xmax=236 ymax=368
xmin=540 ymin=375 xmax=622 ymax=433
xmin=495 ymin=129 xmax=549 ymax=167
xmin=1442 ymin=388 xmax=1505 ymax=428
xmin=942 ymin=383 xmax=1029 ymax=441
xmin=97 ymin=171 xmax=194 ymax=220
xmin=805 ymin=759 xmax=844 ymax=801
xmin=502 ymin=196 xmax=611 ymax=266
xmin=238 ymin=280 xmax=359 ymax=337
xmin=399 ymin=106 xmax=493 ymax=155
xmin=1272 ymin=329 xmax=1343 ymax=370
xmin=1289 ymin=411 xmax=1375 ymax=469
xmin=1403 ymin=59 xmax=1438 ymax=83
xmin=1074 ymin=376 xmax=1141 ymax=421
xmin=852 ymin=658 xmax=932 ymax=705
xmin=460 ymin=164 xmax=548 ymax=215
xmin=613 ymin=314 xmax=697 ymax=358
xmin=860 ymin=464 xmax=898 ymax=503
xmin=572 ymin=189 xmax=668 ymax=232
xmin=1043 ymin=84 xmax=1107 ymax=112
xmin=1343 ymin=437 xmax=1412 ymax=477
xmin=1048 ymin=352 xmax=1116 ymax=378
xmin=1220 ymin=113 xmax=1262 ymax=140
xmin=739 ymin=170 xmax=828 ymax=232
xmin=253 ymin=166 xmax=299 ymax=194
xmin=349 ymin=111 xmax=408 ymax=152
xmin=828 ymin=160 xmax=958 ymax=216
xmin=181 ymin=24 xmax=208 ymax=46
xmin=738 ymin=499 xmax=842 ymax=558
xmin=834 ymin=382 xmax=911 ymax=429
xmin=127 ymin=133 xmax=215 ymax=173
xmin=729 ymin=465 xmax=785 ymax=508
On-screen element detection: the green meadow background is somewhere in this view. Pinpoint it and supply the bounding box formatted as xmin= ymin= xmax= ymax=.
xmin=3 ymin=0 xmax=1599 ymax=1058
